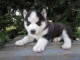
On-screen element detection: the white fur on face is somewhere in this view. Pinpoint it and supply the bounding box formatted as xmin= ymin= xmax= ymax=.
xmin=24 ymin=11 xmax=47 ymax=37
xmin=28 ymin=11 xmax=39 ymax=23
xmin=62 ymin=30 xmax=71 ymax=49
xmin=24 ymin=21 xmax=47 ymax=39
xmin=30 ymin=28 xmax=48 ymax=40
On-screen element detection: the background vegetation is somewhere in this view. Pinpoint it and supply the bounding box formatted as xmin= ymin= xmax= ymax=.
xmin=0 ymin=0 xmax=80 ymax=47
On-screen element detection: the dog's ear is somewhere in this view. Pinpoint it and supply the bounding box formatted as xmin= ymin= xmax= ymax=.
xmin=41 ymin=9 xmax=47 ymax=19
xmin=23 ymin=9 xmax=27 ymax=18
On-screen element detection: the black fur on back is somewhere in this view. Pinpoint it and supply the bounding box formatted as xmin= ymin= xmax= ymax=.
xmin=43 ymin=21 xmax=75 ymax=41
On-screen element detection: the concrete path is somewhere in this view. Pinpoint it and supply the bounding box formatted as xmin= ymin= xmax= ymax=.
xmin=0 ymin=35 xmax=80 ymax=60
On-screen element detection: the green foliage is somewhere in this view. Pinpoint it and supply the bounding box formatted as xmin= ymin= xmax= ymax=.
xmin=0 ymin=31 xmax=9 ymax=48
xmin=74 ymin=28 xmax=80 ymax=37
xmin=0 ymin=0 xmax=80 ymax=47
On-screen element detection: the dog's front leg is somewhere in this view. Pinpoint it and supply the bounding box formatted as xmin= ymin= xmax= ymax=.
xmin=15 ymin=36 xmax=35 ymax=46
xmin=33 ymin=37 xmax=48 ymax=52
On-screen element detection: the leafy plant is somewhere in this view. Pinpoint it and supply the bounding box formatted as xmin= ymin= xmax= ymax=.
xmin=0 ymin=31 xmax=9 ymax=48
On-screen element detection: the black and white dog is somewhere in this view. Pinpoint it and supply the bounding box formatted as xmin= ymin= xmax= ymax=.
xmin=15 ymin=9 xmax=79 ymax=52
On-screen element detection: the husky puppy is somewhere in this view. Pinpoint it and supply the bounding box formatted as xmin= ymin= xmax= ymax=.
xmin=15 ymin=9 xmax=78 ymax=52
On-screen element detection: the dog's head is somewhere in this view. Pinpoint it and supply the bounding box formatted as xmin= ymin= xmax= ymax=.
xmin=23 ymin=9 xmax=47 ymax=35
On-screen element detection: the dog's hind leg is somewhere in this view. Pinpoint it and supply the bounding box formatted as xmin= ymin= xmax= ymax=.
xmin=62 ymin=30 xmax=72 ymax=49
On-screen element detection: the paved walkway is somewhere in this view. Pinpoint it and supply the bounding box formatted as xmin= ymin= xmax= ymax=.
xmin=0 ymin=35 xmax=80 ymax=60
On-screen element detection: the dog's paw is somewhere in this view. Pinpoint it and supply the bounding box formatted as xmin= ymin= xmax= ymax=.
xmin=33 ymin=44 xmax=45 ymax=53
xmin=15 ymin=40 xmax=25 ymax=46
xmin=62 ymin=43 xmax=71 ymax=50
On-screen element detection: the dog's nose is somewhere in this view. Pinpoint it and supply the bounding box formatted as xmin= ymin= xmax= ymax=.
xmin=31 ymin=30 xmax=35 ymax=34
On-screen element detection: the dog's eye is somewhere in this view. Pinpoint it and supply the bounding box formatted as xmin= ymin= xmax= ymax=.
xmin=36 ymin=22 xmax=41 ymax=26
xmin=27 ymin=21 xmax=31 ymax=26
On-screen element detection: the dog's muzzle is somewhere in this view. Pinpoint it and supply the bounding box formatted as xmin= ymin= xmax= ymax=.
xmin=31 ymin=29 xmax=36 ymax=34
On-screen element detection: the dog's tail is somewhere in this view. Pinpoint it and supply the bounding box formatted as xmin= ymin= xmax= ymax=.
xmin=75 ymin=37 xmax=80 ymax=41
xmin=73 ymin=36 xmax=80 ymax=41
